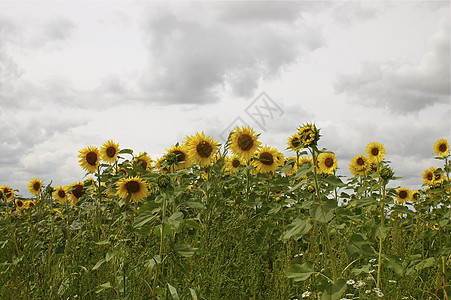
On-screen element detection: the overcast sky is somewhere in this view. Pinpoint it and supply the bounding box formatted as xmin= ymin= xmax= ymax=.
xmin=1 ymin=1 xmax=449 ymax=197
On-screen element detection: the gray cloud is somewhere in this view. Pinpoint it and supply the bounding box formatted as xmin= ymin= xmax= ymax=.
xmin=334 ymin=12 xmax=450 ymax=114
xmin=137 ymin=2 xmax=325 ymax=105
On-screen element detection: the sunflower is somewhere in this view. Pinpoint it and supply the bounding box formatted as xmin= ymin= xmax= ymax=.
xmin=23 ymin=200 xmax=35 ymax=209
xmin=117 ymin=176 xmax=148 ymax=202
xmin=365 ymin=142 xmax=386 ymax=164
xmin=317 ymin=152 xmax=338 ymax=175
xmin=68 ymin=181 xmax=85 ymax=206
xmin=135 ymin=152 xmax=153 ymax=172
xmin=349 ymin=154 xmax=370 ymax=176
xmin=433 ymin=169 xmax=445 ymax=185
xmin=78 ymin=146 xmax=100 ymax=173
xmin=229 ymin=126 xmax=261 ymax=161
xmin=434 ymin=138 xmax=449 ymax=157
xmin=252 ymin=145 xmax=283 ymax=173
xmin=283 ymin=157 xmax=297 ymax=175
xmin=15 ymin=199 xmax=24 ymax=209
xmin=297 ymin=123 xmax=320 ymax=148
xmin=411 ymin=190 xmax=421 ymax=202
xmin=53 ymin=185 xmax=68 ymax=203
xmin=297 ymin=156 xmax=314 ymax=178
xmin=224 ymin=156 xmax=245 ymax=174
xmin=27 ymin=178 xmax=43 ymax=196
xmin=155 ymin=157 xmax=170 ymax=174
xmin=0 ymin=185 xmax=14 ymax=202
xmin=422 ymin=167 xmax=437 ymax=186
xmin=396 ymin=187 xmax=412 ymax=204
xmin=100 ymin=140 xmax=120 ymax=163
xmin=184 ymin=132 xmax=219 ymax=167
xmin=287 ymin=134 xmax=301 ymax=151
xmin=166 ymin=145 xmax=189 ymax=170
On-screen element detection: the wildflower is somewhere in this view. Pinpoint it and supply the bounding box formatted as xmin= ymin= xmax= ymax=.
xmin=396 ymin=187 xmax=412 ymax=204
xmin=317 ymin=152 xmax=338 ymax=174
xmin=388 ymin=279 xmax=397 ymax=283
xmin=135 ymin=152 xmax=153 ymax=171
xmin=366 ymin=142 xmax=386 ymax=163
xmin=297 ymin=123 xmax=320 ymax=148
xmin=28 ymin=178 xmax=42 ymax=196
xmin=100 ymin=140 xmax=120 ymax=163
xmin=252 ymin=145 xmax=283 ymax=173
xmin=301 ymin=291 xmax=311 ymax=298
xmin=376 ymin=291 xmax=384 ymax=297
xmin=346 ymin=279 xmax=355 ymax=285
xmin=422 ymin=167 xmax=437 ymax=186
xmin=165 ymin=145 xmax=189 ymax=170
xmin=287 ymin=133 xmax=301 ymax=151
xmin=434 ymin=138 xmax=449 ymax=156
xmin=365 ymin=290 xmax=371 ymax=294
xmin=230 ymin=126 xmax=261 ymax=160
xmin=68 ymin=181 xmax=85 ymax=206
xmin=185 ymin=132 xmax=219 ymax=167
xmin=117 ymin=176 xmax=148 ymax=202
xmin=349 ymin=154 xmax=370 ymax=176
xmin=78 ymin=146 xmax=100 ymax=173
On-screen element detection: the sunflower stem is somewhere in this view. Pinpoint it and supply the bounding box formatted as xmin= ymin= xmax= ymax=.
xmin=152 ymin=189 xmax=167 ymax=296
xmin=376 ymin=182 xmax=386 ymax=289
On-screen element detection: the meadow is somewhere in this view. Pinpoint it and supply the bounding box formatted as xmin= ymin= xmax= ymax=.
xmin=0 ymin=124 xmax=449 ymax=299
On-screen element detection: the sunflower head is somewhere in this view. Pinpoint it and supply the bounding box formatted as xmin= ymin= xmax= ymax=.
xmin=165 ymin=145 xmax=189 ymax=170
xmin=396 ymin=187 xmax=412 ymax=204
xmin=53 ymin=185 xmax=68 ymax=204
xmin=27 ymin=178 xmax=42 ymax=196
xmin=229 ymin=126 xmax=261 ymax=160
xmin=224 ymin=156 xmax=245 ymax=174
xmin=287 ymin=134 xmax=302 ymax=151
xmin=252 ymin=145 xmax=283 ymax=174
xmin=69 ymin=182 xmax=85 ymax=206
xmin=135 ymin=152 xmax=153 ymax=172
xmin=365 ymin=142 xmax=386 ymax=164
xmin=349 ymin=154 xmax=370 ymax=176
xmin=0 ymin=185 xmax=14 ymax=202
xmin=422 ymin=167 xmax=437 ymax=186
xmin=117 ymin=176 xmax=148 ymax=202
xmin=23 ymin=200 xmax=35 ymax=209
xmin=184 ymin=132 xmax=219 ymax=167
xmin=433 ymin=138 xmax=449 ymax=157
xmin=15 ymin=199 xmax=24 ymax=209
xmin=317 ymin=152 xmax=337 ymax=175
xmin=379 ymin=165 xmax=394 ymax=183
xmin=100 ymin=140 xmax=120 ymax=163
xmin=297 ymin=123 xmax=320 ymax=148
xmin=412 ymin=190 xmax=421 ymax=202
xmin=78 ymin=146 xmax=100 ymax=174
xmin=157 ymin=174 xmax=171 ymax=189
xmin=283 ymin=157 xmax=297 ymax=175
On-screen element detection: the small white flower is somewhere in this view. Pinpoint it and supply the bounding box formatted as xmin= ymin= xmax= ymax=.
xmin=369 ymin=269 xmax=376 ymax=273
xmin=376 ymin=291 xmax=384 ymax=297
xmin=345 ymin=294 xmax=354 ymax=297
xmin=369 ymin=258 xmax=377 ymax=263
xmin=346 ymin=279 xmax=355 ymax=285
xmin=388 ymin=279 xmax=397 ymax=283
xmin=373 ymin=287 xmax=381 ymax=292
xmin=294 ymin=253 xmax=303 ymax=258
xmin=401 ymin=297 xmax=409 ymax=300
xmin=301 ymin=291 xmax=311 ymax=298
xmin=340 ymin=298 xmax=348 ymax=300
xmin=365 ymin=289 xmax=371 ymax=294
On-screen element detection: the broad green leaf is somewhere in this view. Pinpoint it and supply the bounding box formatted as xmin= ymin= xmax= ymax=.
xmin=294 ymin=164 xmax=314 ymax=180
xmin=118 ymin=149 xmax=133 ymax=155
xmin=383 ymin=254 xmax=403 ymax=276
xmin=174 ymin=244 xmax=199 ymax=257
xmin=282 ymin=218 xmax=312 ymax=241
xmin=310 ymin=199 xmax=337 ymax=223
xmin=284 ymin=262 xmax=315 ymax=281
xmin=92 ymin=258 xmax=106 ymax=270
xmin=95 ymin=282 xmax=113 ymax=294
xmin=167 ymin=211 xmax=184 ymax=231
xmin=345 ymin=234 xmax=376 ymax=258
xmin=321 ymin=175 xmax=346 ymax=188
xmin=168 ymin=283 xmax=180 ymax=300
xmin=320 ymin=279 xmax=347 ymax=300
xmin=374 ymin=226 xmax=390 ymax=239
xmin=186 ymin=201 xmax=206 ymax=210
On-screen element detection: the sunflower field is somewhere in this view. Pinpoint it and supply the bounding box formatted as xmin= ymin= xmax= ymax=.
xmin=0 ymin=125 xmax=450 ymax=300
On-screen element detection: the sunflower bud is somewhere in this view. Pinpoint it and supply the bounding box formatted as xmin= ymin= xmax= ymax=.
xmin=164 ymin=152 xmax=179 ymax=166
xmin=297 ymin=123 xmax=320 ymax=148
xmin=379 ymin=166 xmax=394 ymax=182
xmin=157 ymin=174 xmax=171 ymax=189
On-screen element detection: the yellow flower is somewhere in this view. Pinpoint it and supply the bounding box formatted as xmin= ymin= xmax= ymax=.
xmin=365 ymin=142 xmax=386 ymax=164
xmin=166 ymin=144 xmax=189 ymax=170
xmin=28 ymin=178 xmax=43 ymax=196
xmin=283 ymin=157 xmax=297 ymax=175
xmin=0 ymin=185 xmax=14 ymax=202
xmin=100 ymin=140 xmax=120 ymax=163
xmin=422 ymin=167 xmax=438 ymax=186
xmin=68 ymin=181 xmax=85 ymax=206
xmin=184 ymin=132 xmax=219 ymax=167
xmin=53 ymin=185 xmax=68 ymax=203
xmin=155 ymin=157 xmax=170 ymax=174
xmin=229 ymin=126 xmax=261 ymax=161
xmin=78 ymin=146 xmax=100 ymax=173
xmin=135 ymin=152 xmax=153 ymax=172
xmin=117 ymin=176 xmax=148 ymax=202
xmin=317 ymin=152 xmax=337 ymax=174
xmin=23 ymin=200 xmax=36 ymax=209
xmin=287 ymin=134 xmax=301 ymax=151
xmin=433 ymin=138 xmax=449 ymax=156
xmin=15 ymin=199 xmax=24 ymax=209
xmin=411 ymin=190 xmax=421 ymax=202
xmin=396 ymin=187 xmax=412 ymax=204
xmin=252 ymin=145 xmax=283 ymax=173
xmin=297 ymin=123 xmax=320 ymax=148
xmin=349 ymin=154 xmax=370 ymax=176
xmin=224 ymin=156 xmax=245 ymax=174
xmin=297 ymin=156 xmax=314 ymax=178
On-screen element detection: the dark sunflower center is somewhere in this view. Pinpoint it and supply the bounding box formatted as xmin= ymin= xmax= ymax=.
xmin=58 ymin=190 xmax=66 ymax=198
xmin=4 ymin=189 xmax=11 ymax=198
xmin=33 ymin=182 xmax=41 ymax=191
xmin=72 ymin=185 xmax=84 ymax=199
xmin=426 ymin=172 xmax=433 ymax=181
xmin=325 ymin=157 xmax=334 ymax=168
xmin=260 ymin=152 xmax=274 ymax=165
xmin=291 ymin=137 xmax=300 ymax=148
xmin=197 ymin=141 xmax=213 ymax=158
xmin=173 ymin=150 xmax=186 ymax=162
xmin=439 ymin=143 xmax=447 ymax=152
xmin=106 ymin=146 xmax=116 ymax=158
xmin=119 ymin=168 xmax=127 ymax=174
xmin=28 ymin=202 xmax=35 ymax=207
xmin=86 ymin=152 xmax=98 ymax=165
xmin=232 ymin=159 xmax=241 ymax=168
xmin=138 ymin=159 xmax=147 ymax=170
xmin=16 ymin=200 xmax=23 ymax=207
xmin=357 ymin=157 xmax=365 ymax=166
xmin=435 ymin=173 xmax=441 ymax=180
xmin=238 ymin=134 xmax=254 ymax=151
xmin=399 ymin=190 xmax=408 ymax=199
xmin=371 ymin=148 xmax=379 ymax=156
xmin=125 ymin=180 xmax=141 ymax=193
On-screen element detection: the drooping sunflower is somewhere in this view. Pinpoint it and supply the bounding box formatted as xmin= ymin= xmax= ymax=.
xmin=224 ymin=156 xmax=245 ymax=174
xmin=0 ymin=185 xmax=14 ymax=202
xmin=365 ymin=142 xmax=386 ymax=164
xmin=422 ymin=167 xmax=437 ymax=186
xmin=287 ymin=134 xmax=301 ymax=151
xmin=68 ymin=181 xmax=85 ymax=206
xmin=184 ymin=132 xmax=219 ymax=167
xmin=317 ymin=152 xmax=338 ymax=175
xmin=349 ymin=154 xmax=371 ymax=176
xmin=135 ymin=152 xmax=153 ymax=172
xmin=434 ymin=138 xmax=449 ymax=157
xmin=252 ymin=145 xmax=283 ymax=174
xmin=166 ymin=145 xmax=189 ymax=170
xmin=100 ymin=140 xmax=120 ymax=163
xmin=27 ymin=178 xmax=43 ymax=196
xmin=117 ymin=176 xmax=148 ymax=202
xmin=396 ymin=187 xmax=412 ymax=204
xmin=229 ymin=126 xmax=261 ymax=161
xmin=53 ymin=185 xmax=68 ymax=203
xmin=78 ymin=146 xmax=100 ymax=174
xmin=297 ymin=123 xmax=320 ymax=148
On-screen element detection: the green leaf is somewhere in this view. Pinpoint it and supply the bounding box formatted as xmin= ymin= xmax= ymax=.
xmin=321 ymin=175 xmax=346 ymax=188
xmin=95 ymin=282 xmax=113 ymax=294
xmin=383 ymin=254 xmax=403 ymax=276
xmin=167 ymin=211 xmax=184 ymax=231
xmin=168 ymin=283 xmax=180 ymax=300
xmin=284 ymin=262 xmax=315 ymax=281
xmin=310 ymin=198 xmax=337 ymax=223
xmin=144 ymin=255 xmax=161 ymax=270
xmin=174 ymin=244 xmax=199 ymax=257
xmin=294 ymin=164 xmax=313 ymax=180
xmin=118 ymin=149 xmax=133 ymax=155
xmin=189 ymin=288 xmax=198 ymax=300
xmin=95 ymin=240 xmax=110 ymax=245
xmin=320 ymin=279 xmax=347 ymax=300
xmin=345 ymin=234 xmax=376 ymax=258
xmin=282 ymin=218 xmax=312 ymax=241
xmin=92 ymin=258 xmax=106 ymax=270
xmin=374 ymin=226 xmax=390 ymax=239
xmin=186 ymin=201 xmax=206 ymax=210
